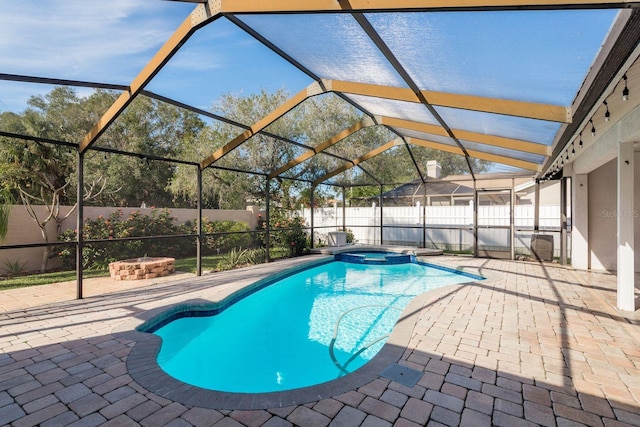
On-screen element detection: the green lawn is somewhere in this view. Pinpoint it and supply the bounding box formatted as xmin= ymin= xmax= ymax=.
xmin=0 ymin=256 xmax=222 ymax=292
xmin=0 ymin=269 xmax=109 ymax=291
xmin=174 ymin=254 xmax=226 ymax=273
xmin=0 ymin=248 xmax=294 ymax=292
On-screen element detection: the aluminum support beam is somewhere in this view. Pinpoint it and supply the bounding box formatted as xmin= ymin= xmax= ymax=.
xmin=310 ymin=185 xmax=315 ymax=249
xmin=473 ymin=185 xmax=479 ymax=257
xmin=312 ymin=139 xmax=399 ymax=186
xmin=196 ymin=166 xmax=203 ymax=277
xmin=510 ymin=184 xmax=515 ymax=261
xmin=220 ymin=0 xmax=640 ymax=13
xmin=201 ymin=83 xmax=323 ymax=169
xmin=534 ymin=180 xmax=540 ymax=231
xmin=379 ymin=116 xmax=550 ymax=156
xmin=269 ymin=117 xmax=375 ymax=179
xmin=407 ymin=138 xmax=542 ymax=171
xmin=422 ymin=184 xmax=427 ymax=248
xmin=342 ymin=187 xmax=347 ymax=232
xmin=76 ymin=150 xmax=84 ymax=299
xmin=326 ymin=80 xmax=571 ymax=123
xmin=560 ymin=176 xmax=568 ymax=265
xmin=379 ymin=185 xmax=384 ymax=245
xmin=265 ymin=178 xmax=271 ymax=262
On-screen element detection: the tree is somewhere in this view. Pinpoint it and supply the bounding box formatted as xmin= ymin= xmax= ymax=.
xmin=86 ymin=94 xmax=206 ymax=208
xmin=169 ymin=89 xmax=492 ymax=210
xmin=0 ymin=88 xmax=115 ymax=271
xmin=289 ymin=94 xmax=367 ymax=185
xmin=171 ymin=89 xmax=308 ymax=209
xmin=170 ymin=124 xmax=248 ymax=209
xmin=0 ymin=188 xmax=12 ymax=241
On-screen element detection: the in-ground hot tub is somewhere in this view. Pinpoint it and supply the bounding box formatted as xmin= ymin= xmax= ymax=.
xmin=109 ymin=257 xmax=175 ymax=280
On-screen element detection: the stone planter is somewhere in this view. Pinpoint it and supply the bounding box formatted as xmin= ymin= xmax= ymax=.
xmin=109 ymin=257 xmax=175 ymax=281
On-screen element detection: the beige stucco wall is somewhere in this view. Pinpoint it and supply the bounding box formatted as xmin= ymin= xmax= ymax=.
xmin=588 ymin=153 xmax=640 ymax=272
xmin=474 ymin=176 xmax=532 ymax=190
xmin=515 ymin=180 xmax=561 ymax=206
xmin=0 ymin=205 xmax=73 ymax=273
xmin=1 ymin=205 xmax=262 ymax=274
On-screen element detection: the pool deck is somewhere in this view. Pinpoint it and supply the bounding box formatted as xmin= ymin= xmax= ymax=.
xmin=1 ymin=255 xmax=640 ymax=426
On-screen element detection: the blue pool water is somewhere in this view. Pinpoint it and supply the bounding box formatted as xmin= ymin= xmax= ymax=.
xmin=153 ymin=258 xmax=482 ymax=393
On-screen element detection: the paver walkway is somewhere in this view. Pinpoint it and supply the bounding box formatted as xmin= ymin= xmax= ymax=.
xmin=0 ymin=272 xmax=196 ymax=312
xmin=1 ymin=255 xmax=639 ymax=426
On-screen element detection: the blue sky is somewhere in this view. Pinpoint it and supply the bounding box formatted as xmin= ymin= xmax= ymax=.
xmin=0 ymin=0 xmax=312 ymax=114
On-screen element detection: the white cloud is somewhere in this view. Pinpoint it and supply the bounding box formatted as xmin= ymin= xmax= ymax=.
xmin=162 ymin=19 xmax=260 ymax=72
xmin=0 ymin=2 xmax=310 ymax=113
xmin=165 ymin=46 xmax=226 ymax=72
xmin=0 ymin=0 xmax=193 ymax=82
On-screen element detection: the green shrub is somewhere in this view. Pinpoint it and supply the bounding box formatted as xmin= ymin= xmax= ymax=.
xmin=3 ymin=259 xmax=27 ymax=277
xmin=216 ymin=247 xmax=248 ymax=271
xmin=345 ymin=228 xmax=355 ymax=244
xmin=57 ymin=209 xmax=252 ymax=270
xmin=245 ymin=247 xmax=267 ymax=265
xmin=201 ymin=219 xmax=252 ymax=254
xmin=257 ymin=211 xmax=310 ymax=258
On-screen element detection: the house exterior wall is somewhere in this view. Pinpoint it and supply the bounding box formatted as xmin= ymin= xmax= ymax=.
xmin=588 ymin=153 xmax=640 ymax=272
xmin=517 ymin=181 xmax=561 ymax=206
xmin=460 ymin=176 xmax=532 ymax=190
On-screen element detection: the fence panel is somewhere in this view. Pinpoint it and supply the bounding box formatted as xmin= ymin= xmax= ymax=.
xmin=302 ymin=204 xmax=562 ymax=255
xmin=426 ymin=206 xmax=472 ymax=225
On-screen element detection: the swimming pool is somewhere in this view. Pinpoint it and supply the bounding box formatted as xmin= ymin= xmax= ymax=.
xmin=150 ymin=256 xmax=483 ymax=393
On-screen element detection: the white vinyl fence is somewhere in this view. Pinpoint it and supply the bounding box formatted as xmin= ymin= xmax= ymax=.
xmin=301 ymin=204 xmax=563 ymax=257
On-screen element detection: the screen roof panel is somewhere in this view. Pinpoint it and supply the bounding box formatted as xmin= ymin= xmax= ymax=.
xmin=213 ymin=133 xmax=301 ymax=175
xmin=344 ymin=94 xmax=438 ymax=124
xmin=401 ymin=143 xmax=473 ymax=178
xmin=323 ymin=125 xmax=397 ymax=160
xmin=362 ymin=143 xmax=422 ymax=183
xmin=280 ymin=152 xmax=345 ymax=182
xmin=0 ymin=84 xmax=119 ymax=144
xmin=460 ymin=140 xmax=547 ymax=164
xmin=391 ymin=129 xmax=457 ymax=147
xmin=145 ymin=17 xmax=313 ymax=113
xmin=322 ymin=168 xmax=379 ymax=188
xmin=366 ymin=10 xmax=619 ymax=105
xmin=2 ymin=2 xmax=635 ymax=184
xmin=476 ymin=163 xmax=532 ymax=175
xmin=236 ymin=14 xmax=407 ymax=87
xmin=435 ymin=106 xmax=562 ymax=145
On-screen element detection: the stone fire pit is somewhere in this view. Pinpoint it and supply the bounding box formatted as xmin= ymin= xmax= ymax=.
xmin=109 ymin=257 xmax=175 ymax=281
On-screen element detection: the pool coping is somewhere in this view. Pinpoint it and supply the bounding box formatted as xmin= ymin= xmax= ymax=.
xmin=118 ymin=256 xmax=495 ymax=410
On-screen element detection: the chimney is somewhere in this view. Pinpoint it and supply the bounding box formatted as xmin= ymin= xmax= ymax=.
xmin=426 ymin=160 xmax=441 ymax=179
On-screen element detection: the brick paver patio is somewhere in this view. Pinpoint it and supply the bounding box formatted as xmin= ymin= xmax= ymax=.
xmin=1 ymin=255 xmax=639 ymax=426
